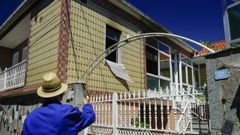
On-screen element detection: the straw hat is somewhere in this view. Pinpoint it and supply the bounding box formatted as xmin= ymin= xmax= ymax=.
xmin=37 ymin=72 xmax=68 ymax=98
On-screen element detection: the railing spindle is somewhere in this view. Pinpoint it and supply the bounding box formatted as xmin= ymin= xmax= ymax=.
xmin=138 ymin=90 xmax=141 ymax=128
xmin=149 ymin=98 xmax=151 ymax=129
xmin=161 ymin=98 xmax=164 ymax=130
xmin=133 ymin=91 xmax=136 ymax=128
xmin=167 ymin=96 xmax=170 ymax=130
xmin=124 ymin=92 xmax=127 ymax=127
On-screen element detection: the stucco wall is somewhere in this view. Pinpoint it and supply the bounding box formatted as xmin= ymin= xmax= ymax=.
xmin=0 ymin=88 xmax=75 ymax=134
xmin=206 ymin=48 xmax=240 ymax=135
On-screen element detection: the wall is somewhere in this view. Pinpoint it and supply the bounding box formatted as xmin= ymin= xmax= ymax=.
xmin=206 ymin=48 xmax=240 ymax=135
xmin=26 ymin=0 xmax=61 ymax=85
xmin=0 ymin=46 xmax=12 ymax=70
xmin=0 ymin=87 xmax=75 ymax=134
xmin=67 ymin=0 xmax=145 ymax=93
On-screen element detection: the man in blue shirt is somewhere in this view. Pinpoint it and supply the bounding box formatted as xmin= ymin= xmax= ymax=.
xmin=22 ymin=72 xmax=95 ymax=135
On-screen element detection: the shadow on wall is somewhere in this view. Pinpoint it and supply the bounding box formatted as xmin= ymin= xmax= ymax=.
xmin=230 ymin=84 xmax=240 ymax=123
xmin=220 ymin=84 xmax=240 ymax=134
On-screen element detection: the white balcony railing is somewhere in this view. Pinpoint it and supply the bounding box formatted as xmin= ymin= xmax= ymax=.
xmin=0 ymin=60 xmax=27 ymax=92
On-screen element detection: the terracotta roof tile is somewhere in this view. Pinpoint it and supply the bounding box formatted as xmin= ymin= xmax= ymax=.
xmin=197 ymin=40 xmax=226 ymax=56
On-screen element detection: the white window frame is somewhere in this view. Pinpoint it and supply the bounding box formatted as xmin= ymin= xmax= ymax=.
xmin=146 ymin=39 xmax=172 ymax=91
xmin=179 ymin=54 xmax=195 ymax=93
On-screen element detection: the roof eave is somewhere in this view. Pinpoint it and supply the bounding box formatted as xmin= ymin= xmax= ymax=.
xmin=0 ymin=0 xmax=38 ymax=39
xmin=109 ymin=0 xmax=196 ymax=53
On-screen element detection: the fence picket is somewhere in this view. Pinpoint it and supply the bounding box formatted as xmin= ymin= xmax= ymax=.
xmin=88 ymin=89 xmax=202 ymax=134
xmin=108 ymin=93 xmax=111 ymax=126
xmin=124 ymin=92 xmax=127 ymax=127
xmin=133 ymin=92 xmax=136 ymax=128
xmin=120 ymin=93 xmax=123 ymax=127
xmin=128 ymin=92 xmax=131 ymax=127
xmin=101 ymin=94 xmax=104 ymax=126
xmin=138 ymin=90 xmax=141 ymax=129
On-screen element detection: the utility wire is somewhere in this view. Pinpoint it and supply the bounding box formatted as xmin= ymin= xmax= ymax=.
xmin=65 ymin=0 xmax=81 ymax=81
xmin=30 ymin=13 xmax=61 ymax=38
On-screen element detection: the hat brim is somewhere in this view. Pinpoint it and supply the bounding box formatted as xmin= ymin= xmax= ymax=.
xmin=37 ymin=83 xmax=68 ymax=98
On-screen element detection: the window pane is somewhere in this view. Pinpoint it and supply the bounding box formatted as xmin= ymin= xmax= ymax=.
xmin=194 ymin=69 xmax=199 ymax=87
xmin=106 ymin=26 xmax=121 ymax=41
xmin=12 ymin=52 xmax=19 ymax=66
xmin=146 ymin=46 xmax=158 ymax=75
xmin=160 ymin=53 xmax=170 ymax=78
xmin=22 ymin=46 xmax=28 ymax=61
xmin=106 ymin=38 xmax=117 ymax=62
xmin=105 ymin=25 xmax=121 ymax=62
xmin=193 ymin=62 xmax=199 ymax=69
xmin=182 ymin=65 xmax=186 ymax=83
xmin=228 ymin=4 xmax=240 ymax=40
xmin=188 ymin=67 xmax=193 ymax=85
xmin=160 ymin=79 xmax=170 ymax=93
xmin=158 ymin=42 xmax=169 ymax=54
xmin=171 ymin=52 xmax=176 ymax=60
xmin=146 ymin=38 xmax=158 ymax=48
xmin=172 ymin=62 xmax=175 ymax=82
xmin=147 ymin=76 xmax=159 ymax=90
xmin=181 ymin=55 xmax=191 ymax=65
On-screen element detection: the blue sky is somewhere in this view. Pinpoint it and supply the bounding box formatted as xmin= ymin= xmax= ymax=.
xmin=127 ymin=0 xmax=232 ymax=50
xmin=0 ymin=0 xmax=25 ymax=27
xmin=0 ymin=0 xmax=234 ymax=50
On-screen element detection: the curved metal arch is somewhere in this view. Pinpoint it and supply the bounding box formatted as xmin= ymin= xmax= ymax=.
xmin=79 ymin=32 xmax=215 ymax=82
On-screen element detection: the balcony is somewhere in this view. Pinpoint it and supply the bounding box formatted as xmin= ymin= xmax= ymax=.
xmin=0 ymin=60 xmax=27 ymax=92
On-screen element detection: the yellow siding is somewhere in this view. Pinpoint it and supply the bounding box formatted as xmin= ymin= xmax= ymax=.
xmin=68 ymin=1 xmax=145 ymax=92
xmin=27 ymin=0 xmax=61 ymax=85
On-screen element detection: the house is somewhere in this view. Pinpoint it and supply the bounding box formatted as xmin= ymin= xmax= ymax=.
xmin=194 ymin=40 xmax=226 ymax=88
xmin=0 ymin=0 xmax=202 ymax=134
xmin=204 ymin=1 xmax=240 ymax=134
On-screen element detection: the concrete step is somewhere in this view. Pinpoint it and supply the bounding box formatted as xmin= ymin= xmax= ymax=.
xmin=188 ymin=119 xmax=210 ymax=134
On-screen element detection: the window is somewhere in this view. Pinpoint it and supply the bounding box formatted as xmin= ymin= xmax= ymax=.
xmin=160 ymin=53 xmax=170 ymax=78
xmin=160 ymin=79 xmax=170 ymax=93
xmin=181 ymin=54 xmax=195 ymax=88
xmin=188 ymin=67 xmax=193 ymax=85
xmin=105 ymin=25 xmax=121 ymax=62
xmin=158 ymin=42 xmax=169 ymax=54
xmin=22 ymin=46 xmax=28 ymax=61
xmin=147 ymin=76 xmax=159 ymax=90
xmin=146 ymin=38 xmax=171 ymax=92
xmin=227 ymin=3 xmax=240 ymax=41
xmin=12 ymin=52 xmax=19 ymax=66
xmin=193 ymin=63 xmax=200 ymax=88
xmin=182 ymin=65 xmax=186 ymax=84
xmin=146 ymin=38 xmax=158 ymax=48
xmin=146 ymin=46 xmax=158 ymax=75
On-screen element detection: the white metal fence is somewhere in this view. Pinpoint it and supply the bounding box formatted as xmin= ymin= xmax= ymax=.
xmin=88 ymin=88 xmax=203 ymax=135
xmin=0 ymin=60 xmax=27 ymax=91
